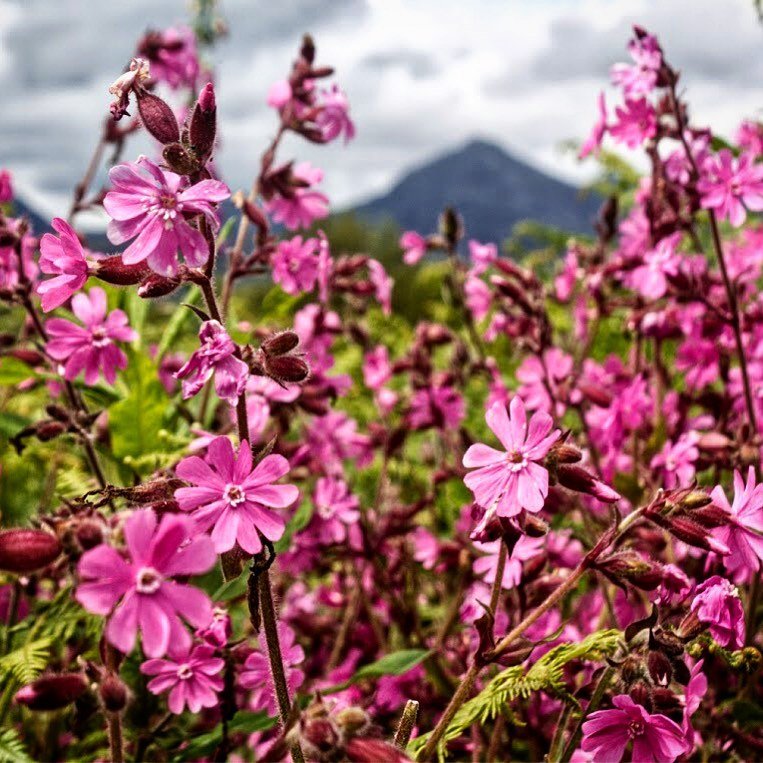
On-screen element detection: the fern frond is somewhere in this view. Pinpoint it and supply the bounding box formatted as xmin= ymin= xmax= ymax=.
xmin=0 ymin=637 xmax=54 ymax=685
xmin=0 ymin=728 xmax=33 ymax=763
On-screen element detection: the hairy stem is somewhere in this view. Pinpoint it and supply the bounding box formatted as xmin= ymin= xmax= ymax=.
xmin=394 ymin=699 xmax=420 ymax=750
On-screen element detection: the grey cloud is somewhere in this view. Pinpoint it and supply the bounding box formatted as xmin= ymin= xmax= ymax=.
xmin=360 ymin=49 xmax=440 ymax=78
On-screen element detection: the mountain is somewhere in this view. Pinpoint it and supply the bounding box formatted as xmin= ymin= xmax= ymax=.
xmin=351 ymin=138 xmax=601 ymax=244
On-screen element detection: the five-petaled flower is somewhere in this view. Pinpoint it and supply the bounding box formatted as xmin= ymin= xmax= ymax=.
xmin=174 ymin=320 xmax=249 ymax=406
xmin=463 ymin=396 xmax=560 ymax=517
xmin=174 ymin=435 xmax=299 ymax=554
xmin=46 ymin=287 xmax=136 ymax=385
xmin=75 ymin=509 xmax=216 ymax=658
xmin=698 ymin=149 xmax=763 ymax=227
xmin=581 ymin=694 xmax=688 ymax=763
xmin=141 ymin=643 xmax=224 ymax=714
xmin=103 ymin=156 xmax=230 ymax=277
xmin=36 ymin=218 xmax=90 ymax=312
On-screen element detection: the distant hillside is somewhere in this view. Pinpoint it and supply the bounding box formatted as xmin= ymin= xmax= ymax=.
xmin=351 ymin=138 xmax=600 ymax=244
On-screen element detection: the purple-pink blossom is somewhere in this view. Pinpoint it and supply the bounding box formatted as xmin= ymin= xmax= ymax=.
xmin=104 ymin=157 xmax=229 ymax=277
xmin=689 ymin=575 xmax=746 ymax=649
xmin=138 ymin=27 xmax=199 ymax=89
xmin=75 ymin=508 xmax=216 ymax=657
xmin=36 ymin=218 xmax=90 ymax=312
xmin=698 ymin=149 xmax=763 ymax=227
xmin=581 ymin=694 xmax=687 ymax=763
xmin=240 ymin=623 xmax=304 ymax=716
xmin=307 ymin=477 xmax=360 ymax=545
xmin=46 ymin=287 xmax=136 ymax=385
xmin=363 ymin=346 xmax=392 ymax=391
xmin=265 ymin=162 xmax=329 ymax=231
xmin=368 ymin=259 xmax=393 ymax=315
xmin=473 ymin=535 xmax=545 ymax=590
xmin=610 ymin=31 xmax=663 ymax=97
xmin=400 ymin=231 xmax=427 ymax=265
xmin=174 ymin=320 xmax=249 ymax=406
xmin=650 ymin=431 xmax=699 ymax=489
xmin=408 ymin=383 xmax=465 ymax=431
xmin=272 ymin=236 xmax=320 ymax=295
xmin=711 ymin=467 xmax=763 ymax=582
xmin=609 ymin=98 xmax=657 ymax=149
xmin=626 ymin=232 xmax=682 ymax=300
xmin=315 ymin=85 xmax=355 ymax=143
xmin=174 ymin=435 xmax=298 ymax=554
xmin=141 ymin=643 xmax=224 ymax=714
xmin=463 ymin=396 xmax=560 ymax=517
xmin=579 ymin=93 xmax=608 ymax=159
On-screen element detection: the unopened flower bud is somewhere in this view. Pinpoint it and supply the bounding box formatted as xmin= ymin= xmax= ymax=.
xmin=0 ymin=528 xmax=62 ymax=573
xmin=551 ymin=443 xmax=583 ymax=464
xmin=665 ymin=516 xmax=729 ymax=554
xmin=261 ymin=331 xmax=300 ymax=357
xmin=15 ymin=673 xmax=88 ymax=711
xmin=190 ymin=83 xmax=217 ymax=160
xmin=99 ymin=673 xmax=129 ymax=713
xmin=679 ymin=490 xmax=712 ymax=510
xmin=94 ymin=255 xmax=151 ymax=286
xmin=345 ymin=738 xmax=409 ymax=763
xmin=576 ymin=381 xmax=613 ymax=408
xmin=301 ymin=718 xmax=340 ymax=756
xmin=438 ymin=206 xmax=463 ymax=248
xmin=37 ymin=420 xmax=67 ymax=441
xmin=137 ymin=91 xmax=180 ymax=145
xmin=628 ymin=682 xmax=652 ymax=711
xmin=521 ymin=513 xmax=549 ymax=537
xmin=162 ymin=143 xmax=199 ymax=176
xmin=334 ymin=706 xmax=370 ymax=736
xmin=138 ymin=273 xmax=181 ymax=298
xmin=264 ymin=354 xmax=310 ymax=383
xmin=233 ymin=193 xmax=269 ymax=230
xmin=557 ymin=464 xmax=620 ymax=503
xmin=697 ymin=432 xmax=732 ymax=452
xmin=596 ymin=551 xmax=664 ymax=590
xmin=75 ymin=520 xmax=104 ymax=551
xmin=689 ymin=504 xmax=731 ymax=529
xmin=651 ymin=687 xmax=681 ymax=712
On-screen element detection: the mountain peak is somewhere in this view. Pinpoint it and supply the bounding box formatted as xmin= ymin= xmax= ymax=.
xmin=352 ymin=137 xmax=599 ymax=244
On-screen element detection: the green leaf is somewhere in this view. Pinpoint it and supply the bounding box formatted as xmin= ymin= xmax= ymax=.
xmin=0 ymin=357 xmax=37 ymax=386
xmin=124 ymin=288 xmax=148 ymax=344
xmin=274 ymin=498 xmax=314 ymax=552
xmin=0 ymin=637 xmax=54 ymax=685
xmin=323 ymin=649 xmax=432 ymax=695
xmin=0 ymin=411 xmax=29 ymax=437
xmin=213 ymin=572 xmax=249 ymax=601
xmin=0 ymin=728 xmax=33 ymax=763
xmin=157 ymin=286 xmax=202 ymax=359
xmin=170 ymin=711 xmax=275 ymax=761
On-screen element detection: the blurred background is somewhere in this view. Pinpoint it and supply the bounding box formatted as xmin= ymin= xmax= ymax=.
xmin=0 ymin=0 xmax=761 ymax=247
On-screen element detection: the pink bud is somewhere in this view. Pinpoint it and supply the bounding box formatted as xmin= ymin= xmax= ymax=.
xmin=15 ymin=674 xmax=88 ymax=711
xmin=0 ymin=529 xmax=62 ymax=573
xmin=137 ymin=92 xmax=180 ymax=145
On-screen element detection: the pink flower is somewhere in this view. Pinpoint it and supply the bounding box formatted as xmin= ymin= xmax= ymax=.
xmin=463 ymin=397 xmax=560 ymax=517
xmin=736 ymin=120 xmax=763 ymax=157
xmin=626 ymin=232 xmax=682 ymax=299
xmin=267 ymin=80 xmax=292 ymax=109
xmin=104 ymin=157 xmax=230 ymax=277
xmin=315 ymin=84 xmax=355 ymax=143
xmin=610 ymin=31 xmax=662 ymax=96
xmin=698 ymin=149 xmax=763 ymax=227
xmin=400 ymin=231 xmax=427 ymax=265
xmin=138 ymin=27 xmax=199 ymax=89
xmin=368 ymin=259 xmax=393 ymax=315
xmin=75 ymin=509 xmax=216 ymax=657
xmin=0 ymin=169 xmax=13 ymax=203
xmin=465 ymin=274 xmax=491 ymax=322
xmin=307 ymin=477 xmax=360 ymax=545
xmin=46 ymin=287 xmax=136 ymax=385
xmin=682 ymin=659 xmax=707 ymax=752
xmin=651 ymin=563 xmax=692 ymax=607
xmin=265 ymin=163 xmax=329 ymax=231
xmin=650 ymin=432 xmax=699 ymax=489
xmin=272 ymin=236 xmax=319 ymax=295
xmin=711 ymin=467 xmax=763 ymax=582
xmin=240 ymin=623 xmax=304 ymax=716
xmin=245 ymin=376 xmax=300 ymax=441
xmin=581 ymin=694 xmax=687 ymax=763
xmin=36 ymin=218 xmax=90 ymax=312
xmin=363 ymin=346 xmax=392 ymax=391
xmin=517 ymin=349 xmax=574 ymax=417
xmin=174 ymin=436 xmax=298 ymax=555
xmin=108 ymin=58 xmax=150 ymax=120
xmin=609 ymin=98 xmax=657 ymax=149
xmin=408 ymin=383 xmax=465 ymax=430
xmin=676 ymin=336 xmax=720 ymax=390
xmin=579 ymin=92 xmax=608 ymax=159
xmin=555 ymin=248 xmax=579 ymax=301
xmin=690 ymin=575 xmax=745 ymax=649
xmin=473 ymin=535 xmax=545 ymax=590
xmin=141 ymin=643 xmax=224 ymax=714
xmin=305 ymin=412 xmax=372 ymax=476
xmin=468 ymin=240 xmax=497 ymax=274
xmin=174 ymin=320 xmax=249 ymax=406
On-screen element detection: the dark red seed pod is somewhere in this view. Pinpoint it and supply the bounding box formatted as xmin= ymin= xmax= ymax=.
xmin=189 ymin=83 xmax=217 ymax=160
xmin=138 ymin=273 xmax=181 ymax=299
xmin=0 ymin=528 xmax=62 ymax=573
xmin=9 ymin=348 xmax=46 ymax=366
xmin=75 ymin=521 xmax=104 ymax=551
xmin=261 ymin=330 xmax=300 ymax=357
xmin=137 ymin=91 xmax=180 ymax=145
xmin=99 ymin=673 xmax=129 ymax=713
xmin=647 ymin=650 xmax=673 ymax=685
xmin=15 ymin=673 xmax=88 ymax=711
xmin=36 ymin=420 xmax=67 ymax=441
xmin=94 ymin=255 xmax=151 ymax=286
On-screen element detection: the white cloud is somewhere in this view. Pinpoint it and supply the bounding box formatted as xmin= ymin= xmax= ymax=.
xmin=0 ymin=0 xmax=761 ymax=224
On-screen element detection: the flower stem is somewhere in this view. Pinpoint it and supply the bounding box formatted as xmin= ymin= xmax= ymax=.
xmin=393 ymin=699 xmax=420 ymax=750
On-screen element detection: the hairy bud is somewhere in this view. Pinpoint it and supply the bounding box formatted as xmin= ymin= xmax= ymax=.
xmin=647 ymin=650 xmax=673 ymax=685
xmin=261 ymin=330 xmax=300 ymax=357
xmin=94 ymin=255 xmax=150 ymax=286
xmin=556 ymin=464 xmax=621 ymax=503
xmin=162 ymin=143 xmax=199 ymax=175
xmin=137 ymin=91 xmax=180 ymax=145
xmin=596 ymin=551 xmax=664 ymax=590
xmin=99 ymin=673 xmax=129 ymax=713
xmin=0 ymin=528 xmax=62 ymax=573
xmin=15 ymin=674 xmax=88 ymax=711
xmin=138 ymin=273 xmax=181 ymax=298
xmin=190 ymin=83 xmax=217 ymax=160
xmin=264 ymin=354 xmax=310 ymax=383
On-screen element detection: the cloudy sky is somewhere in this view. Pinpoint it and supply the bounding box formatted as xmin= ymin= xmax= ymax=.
xmin=1 ymin=0 xmax=762 ymax=225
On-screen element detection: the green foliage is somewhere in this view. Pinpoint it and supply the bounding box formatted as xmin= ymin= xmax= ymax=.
xmin=0 ymin=728 xmax=32 ymax=763
xmin=323 ymin=649 xmax=432 ymax=694
xmin=0 ymin=637 xmax=54 ymax=686
xmin=409 ymin=630 xmax=621 ymax=760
